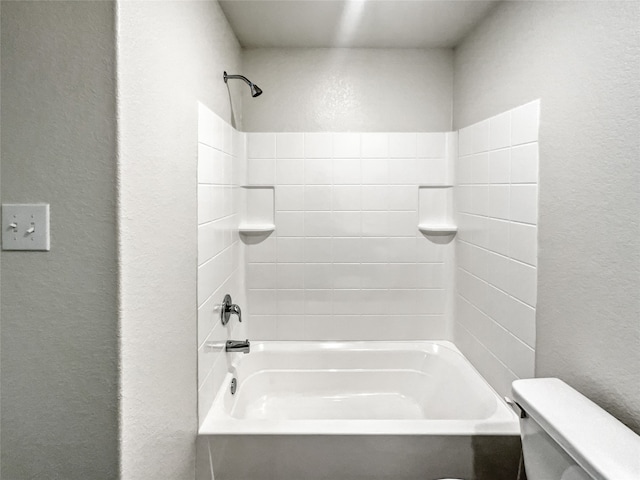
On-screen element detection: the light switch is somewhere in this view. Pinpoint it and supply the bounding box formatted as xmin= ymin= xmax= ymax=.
xmin=2 ymin=204 xmax=50 ymax=251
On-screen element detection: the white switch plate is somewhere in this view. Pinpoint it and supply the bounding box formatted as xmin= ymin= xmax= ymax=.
xmin=2 ymin=204 xmax=50 ymax=251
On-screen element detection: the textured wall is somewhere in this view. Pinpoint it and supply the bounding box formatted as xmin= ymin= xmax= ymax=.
xmin=454 ymin=0 xmax=640 ymax=432
xmin=1 ymin=2 xmax=119 ymax=477
xmin=117 ymin=1 xmax=242 ymax=478
xmin=242 ymin=48 xmax=453 ymax=132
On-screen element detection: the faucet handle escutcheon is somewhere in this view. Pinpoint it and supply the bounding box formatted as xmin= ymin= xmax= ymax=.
xmin=221 ymin=294 xmax=242 ymax=326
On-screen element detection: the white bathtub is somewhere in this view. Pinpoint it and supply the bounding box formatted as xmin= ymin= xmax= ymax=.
xmin=199 ymin=341 xmax=521 ymax=480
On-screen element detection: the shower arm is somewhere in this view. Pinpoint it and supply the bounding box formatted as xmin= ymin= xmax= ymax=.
xmin=223 ymin=72 xmax=253 ymax=87
xmin=223 ymin=71 xmax=263 ymax=97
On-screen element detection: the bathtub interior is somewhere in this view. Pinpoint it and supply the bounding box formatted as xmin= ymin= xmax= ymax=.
xmin=200 ymin=341 xmax=520 ymax=435
xmin=229 ymin=342 xmax=499 ymax=420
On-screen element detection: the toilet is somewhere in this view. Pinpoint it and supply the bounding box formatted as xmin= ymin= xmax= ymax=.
xmin=439 ymin=377 xmax=640 ymax=480
xmin=512 ymin=378 xmax=640 ymax=480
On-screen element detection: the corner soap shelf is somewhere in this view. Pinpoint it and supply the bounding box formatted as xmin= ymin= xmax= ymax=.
xmin=238 ymin=224 xmax=275 ymax=234
xmin=418 ymin=185 xmax=456 ymax=236
xmin=418 ymin=224 xmax=457 ymax=235
xmin=239 ymin=185 xmax=275 ymax=237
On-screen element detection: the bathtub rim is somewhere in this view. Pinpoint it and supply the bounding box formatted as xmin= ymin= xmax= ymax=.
xmin=199 ymin=340 xmax=521 ymax=436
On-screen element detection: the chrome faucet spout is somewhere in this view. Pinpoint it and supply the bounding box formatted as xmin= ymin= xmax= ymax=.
xmin=226 ymin=339 xmax=250 ymax=354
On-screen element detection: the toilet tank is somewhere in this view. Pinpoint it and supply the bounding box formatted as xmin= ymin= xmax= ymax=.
xmin=512 ymin=378 xmax=640 ymax=480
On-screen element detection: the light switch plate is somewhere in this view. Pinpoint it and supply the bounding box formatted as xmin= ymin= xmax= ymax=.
xmin=2 ymin=204 xmax=50 ymax=251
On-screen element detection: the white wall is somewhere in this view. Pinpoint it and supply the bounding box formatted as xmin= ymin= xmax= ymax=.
xmin=454 ymin=1 xmax=640 ymax=432
xmin=1 ymin=2 xmax=119 ymax=477
xmin=454 ymin=101 xmax=539 ymax=397
xmin=116 ymin=1 xmax=243 ymax=478
xmin=197 ymin=104 xmax=247 ymax=426
xmin=244 ymin=132 xmax=455 ymax=340
xmin=242 ymin=48 xmax=453 ymax=132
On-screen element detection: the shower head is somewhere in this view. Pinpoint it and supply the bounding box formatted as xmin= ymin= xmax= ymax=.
xmin=250 ymin=83 xmax=263 ymax=98
xmin=223 ymin=71 xmax=263 ymax=97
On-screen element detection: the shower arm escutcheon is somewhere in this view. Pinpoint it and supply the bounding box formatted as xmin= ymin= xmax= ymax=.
xmin=221 ymin=294 xmax=242 ymax=326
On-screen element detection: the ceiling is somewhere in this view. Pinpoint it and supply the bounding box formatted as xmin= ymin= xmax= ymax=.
xmin=219 ymin=0 xmax=500 ymax=49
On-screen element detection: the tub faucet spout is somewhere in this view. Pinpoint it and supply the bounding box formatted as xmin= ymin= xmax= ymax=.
xmin=226 ymin=339 xmax=250 ymax=354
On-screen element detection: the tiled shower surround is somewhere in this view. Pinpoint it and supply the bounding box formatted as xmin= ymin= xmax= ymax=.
xmin=197 ymin=104 xmax=247 ymax=424
xmin=454 ymin=100 xmax=539 ymax=397
xmin=245 ymin=132 xmax=457 ymax=340
xmin=197 ymin=101 xmax=539 ymax=416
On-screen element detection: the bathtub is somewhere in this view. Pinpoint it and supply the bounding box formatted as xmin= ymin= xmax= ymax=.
xmin=199 ymin=341 xmax=521 ymax=480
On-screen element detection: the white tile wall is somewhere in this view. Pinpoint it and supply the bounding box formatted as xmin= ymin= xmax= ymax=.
xmin=197 ymin=104 xmax=537 ymax=405
xmin=197 ymin=103 xmax=247 ymax=426
xmin=454 ymin=100 xmax=540 ymax=397
xmin=245 ymin=132 xmax=455 ymax=340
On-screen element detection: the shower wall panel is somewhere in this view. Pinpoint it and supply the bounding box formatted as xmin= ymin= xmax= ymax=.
xmin=453 ymin=101 xmax=539 ymax=397
xmin=244 ymin=132 xmax=456 ymax=340
xmin=197 ymin=104 xmax=248 ymax=425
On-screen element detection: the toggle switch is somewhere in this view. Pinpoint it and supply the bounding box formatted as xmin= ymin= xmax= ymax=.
xmin=2 ymin=204 xmax=50 ymax=251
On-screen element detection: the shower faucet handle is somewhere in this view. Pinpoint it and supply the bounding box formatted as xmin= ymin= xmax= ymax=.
xmin=221 ymin=294 xmax=242 ymax=326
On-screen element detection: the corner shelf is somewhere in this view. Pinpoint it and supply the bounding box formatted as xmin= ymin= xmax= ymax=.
xmin=238 ymin=224 xmax=275 ymax=235
xmin=418 ymin=224 xmax=457 ymax=235
xmin=239 ymin=185 xmax=275 ymax=239
xmin=418 ymin=184 xmax=456 ymax=238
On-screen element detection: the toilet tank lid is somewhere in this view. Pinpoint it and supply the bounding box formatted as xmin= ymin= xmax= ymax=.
xmin=512 ymin=378 xmax=640 ymax=480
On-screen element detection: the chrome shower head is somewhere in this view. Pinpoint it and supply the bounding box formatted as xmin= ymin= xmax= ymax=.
xmin=250 ymin=83 xmax=263 ymax=98
xmin=223 ymin=71 xmax=263 ymax=98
